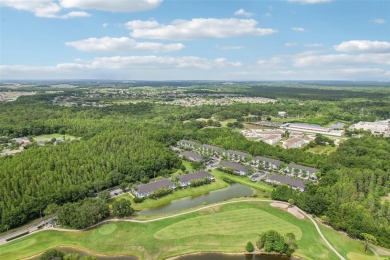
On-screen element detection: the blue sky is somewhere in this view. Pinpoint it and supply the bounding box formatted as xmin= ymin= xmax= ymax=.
xmin=1 ymin=0 xmax=389 ymax=81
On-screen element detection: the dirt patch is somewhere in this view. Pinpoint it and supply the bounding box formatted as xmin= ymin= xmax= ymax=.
xmin=270 ymin=202 xmax=288 ymax=209
xmin=375 ymin=246 xmax=390 ymax=255
xmin=287 ymin=207 xmax=304 ymax=219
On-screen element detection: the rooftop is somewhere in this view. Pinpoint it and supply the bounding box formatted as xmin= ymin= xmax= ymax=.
xmin=262 ymin=134 xmax=281 ymax=141
xmin=287 ymin=122 xmax=330 ymax=131
xmin=288 ymin=163 xmax=319 ymax=173
xmin=201 ymin=144 xmax=224 ymax=151
xmin=268 ymin=174 xmax=307 ymax=190
xmin=283 ymin=137 xmax=305 ymax=147
xmin=253 ymin=156 xmax=283 ymax=166
xmin=135 ymin=178 xmax=174 ymax=195
xmin=179 ymin=170 xmax=212 ymax=183
xmin=219 ymin=161 xmax=251 ymax=172
xmin=182 ymin=151 xmax=204 ymax=160
xmin=225 ymin=149 xmax=250 ymax=157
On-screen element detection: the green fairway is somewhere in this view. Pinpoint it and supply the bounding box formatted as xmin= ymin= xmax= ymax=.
xmin=0 ymin=201 xmax=370 ymax=260
xmin=154 ymin=208 xmax=302 ymax=240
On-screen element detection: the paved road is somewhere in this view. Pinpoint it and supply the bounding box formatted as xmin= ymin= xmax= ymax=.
xmin=0 ymin=216 xmax=56 ymax=245
xmin=4 ymin=199 xmax=346 ymax=260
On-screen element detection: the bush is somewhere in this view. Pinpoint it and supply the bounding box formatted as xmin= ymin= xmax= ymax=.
xmin=40 ymin=249 xmax=64 ymax=260
xmin=149 ymin=187 xmax=173 ymax=199
xmin=133 ymin=197 xmax=145 ymax=203
xmin=190 ymin=178 xmax=211 ymax=187
xmin=246 ymin=241 xmax=255 ymax=252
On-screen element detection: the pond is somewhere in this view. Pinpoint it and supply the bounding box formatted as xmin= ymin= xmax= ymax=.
xmin=176 ymin=253 xmax=290 ymax=260
xmin=137 ymin=183 xmax=254 ymax=216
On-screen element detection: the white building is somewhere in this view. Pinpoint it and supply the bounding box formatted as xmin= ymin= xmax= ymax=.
xmin=282 ymin=137 xmax=308 ymax=149
xmin=350 ymin=120 xmax=390 ymax=135
xmin=261 ymin=134 xmax=282 ymax=145
xmin=278 ymin=111 xmax=287 ymax=117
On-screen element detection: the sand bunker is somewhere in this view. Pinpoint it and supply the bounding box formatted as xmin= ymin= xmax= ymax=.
xmin=270 ymin=202 xmax=288 ymax=209
xmin=288 ymin=207 xmax=304 ymax=219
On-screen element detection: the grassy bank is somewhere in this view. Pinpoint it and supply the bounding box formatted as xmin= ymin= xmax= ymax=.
xmin=212 ymin=170 xmax=273 ymax=193
xmin=0 ymin=201 xmax=369 ymax=260
xmin=110 ymin=170 xmax=229 ymax=211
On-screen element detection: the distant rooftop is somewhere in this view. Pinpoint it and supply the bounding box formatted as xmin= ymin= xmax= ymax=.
xmin=288 ymin=163 xmax=319 ymax=174
xmin=201 ymin=144 xmax=224 ymax=152
xmin=253 ymin=156 xmax=282 ymax=166
xmin=182 ymin=151 xmax=204 ymax=160
xmin=225 ymin=149 xmax=250 ymax=157
xmin=329 ymin=122 xmax=345 ymax=129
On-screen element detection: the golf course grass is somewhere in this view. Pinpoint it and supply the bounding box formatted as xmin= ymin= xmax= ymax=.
xmin=0 ymin=201 xmax=375 ymax=260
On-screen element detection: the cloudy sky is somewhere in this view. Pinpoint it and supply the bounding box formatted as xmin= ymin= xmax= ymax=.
xmin=1 ymin=0 xmax=389 ymax=81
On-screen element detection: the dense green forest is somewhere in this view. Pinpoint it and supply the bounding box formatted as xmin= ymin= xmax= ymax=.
xmin=272 ymin=136 xmax=390 ymax=247
xmin=0 ymin=85 xmax=389 ymax=248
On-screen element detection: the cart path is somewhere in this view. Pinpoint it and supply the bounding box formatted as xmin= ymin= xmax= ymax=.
xmin=0 ymin=199 xmax=346 ymax=260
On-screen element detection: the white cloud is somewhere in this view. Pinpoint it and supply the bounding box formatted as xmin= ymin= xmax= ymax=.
xmin=285 ymin=42 xmax=298 ymax=47
xmin=292 ymin=27 xmax=306 ymax=32
xmin=256 ymin=56 xmax=285 ymax=68
xmin=293 ymin=52 xmax=390 ymax=67
xmin=304 ymin=43 xmax=323 ymax=47
xmin=61 ymin=11 xmax=91 ymax=18
xmin=0 ymin=0 xmax=61 ymax=18
xmin=372 ymin=18 xmax=385 ymax=24
xmin=334 ymin=40 xmax=390 ymax=53
xmin=0 ymin=0 xmax=92 ymax=18
xmin=0 ymin=55 xmax=241 ymax=76
xmin=102 ymin=23 xmax=108 ymax=28
xmin=126 ymin=18 xmax=277 ymax=40
xmin=0 ymin=0 xmax=161 ymax=18
xmin=60 ymin=0 xmax=162 ymax=12
xmin=215 ymin=45 xmax=244 ymax=50
xmin=66 ymin=37 xmax=185 ymax=52
xmin=234 ymin=8 xmax=253 ymax=17
xmin=287 ymin=0 xmax=332 ymax=4
xmin=87 ymin=56 xmax=242 ymax=69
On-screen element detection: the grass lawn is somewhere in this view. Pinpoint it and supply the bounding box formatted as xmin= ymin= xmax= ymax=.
xmin=219 ymin=119 xmax=237 ymax=127
xmin=173 ymin=160 xmax=195 ymax=175
xmin=33 ymin=134 xmax=78 ymax=142
xmin=317 ymin=221 xmax=383 ymax=259
xmin=0 ymin=201 xmax=360 ymax=260
xmin=212 ymin=170 xmax=273 ymax=193
xmin=306 ymin=145 xmax=338 ymax=155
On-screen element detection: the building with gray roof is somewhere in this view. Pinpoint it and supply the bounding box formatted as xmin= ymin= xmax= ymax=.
xmin=265 ymin=174 xmax=307 ymax=192
xmin=133 ymin=178 xmax=176 ymax=198
xmin=179 ymin=170 xmax=214 ymax=187
xmin=252 ymin=156 xmax=283 ymax=169
xmin=219 ymin=161 xmax=251 ymax=175
xmin=182 ymin=151 xmax=204 ymax=162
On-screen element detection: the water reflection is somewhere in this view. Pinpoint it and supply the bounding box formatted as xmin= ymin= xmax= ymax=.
xmin=138 ymin=183 xmax=254 ymax=216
